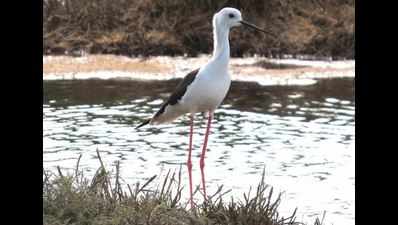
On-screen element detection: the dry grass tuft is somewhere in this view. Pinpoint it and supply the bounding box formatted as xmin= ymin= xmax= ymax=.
xmin=44 ymin=149 xmax=326 ymax=225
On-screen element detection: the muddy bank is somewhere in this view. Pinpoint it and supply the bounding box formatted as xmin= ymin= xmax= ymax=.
xmin=43 ymin=54 xmax=354 ymax=86
xmin=43 ymin=0 xmax=354 ymax=59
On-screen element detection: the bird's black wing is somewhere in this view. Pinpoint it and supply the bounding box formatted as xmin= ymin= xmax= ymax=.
xmin=136 ymin=68 xmax=200 ymax=129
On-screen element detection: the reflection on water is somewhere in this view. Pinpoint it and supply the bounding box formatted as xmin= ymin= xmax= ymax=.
xmin=43 ymin=78 xmax=354 ymax=225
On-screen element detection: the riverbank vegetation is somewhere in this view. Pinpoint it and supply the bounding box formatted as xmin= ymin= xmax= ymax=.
xmin=43 ymin=0 xmax=354 ymax=59
xmin=43 ymin=151 xmax=326 ymax=225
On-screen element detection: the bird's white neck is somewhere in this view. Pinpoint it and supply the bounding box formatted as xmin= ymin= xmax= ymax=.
xmin=211 ymin=25 xmax=230 ymax=67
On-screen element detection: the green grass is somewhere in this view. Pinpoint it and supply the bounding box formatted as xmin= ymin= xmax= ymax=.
xmin=43 ymin=150 xmax=326 ymax=225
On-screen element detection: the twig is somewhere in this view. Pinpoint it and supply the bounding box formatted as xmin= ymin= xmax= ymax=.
xmin=75 ymin=153 xmax=82 ymax=179
xmin=137 ymin=175 xmax=157 ymax=195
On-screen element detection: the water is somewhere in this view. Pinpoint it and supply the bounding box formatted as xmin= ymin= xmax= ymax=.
xmin=43 ymin=78 xmax=355 ymax=225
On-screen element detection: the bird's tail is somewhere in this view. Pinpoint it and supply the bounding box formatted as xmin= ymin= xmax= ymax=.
xmin=135 ymin=119 xmax=150 ymax=129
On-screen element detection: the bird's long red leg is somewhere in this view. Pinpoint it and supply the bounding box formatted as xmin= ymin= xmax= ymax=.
xmin=200 ymin=112 xmax=213 ymax=200
xmin=187 ymin=114 xmax=194 ymax=209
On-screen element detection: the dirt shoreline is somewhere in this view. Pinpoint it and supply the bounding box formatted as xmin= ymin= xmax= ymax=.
xmin=43 ymin=54 xmax=354 ymax=86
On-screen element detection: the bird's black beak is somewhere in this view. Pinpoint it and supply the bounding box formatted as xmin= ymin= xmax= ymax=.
xmin=240 ymin=20 xmax=276 ymax=38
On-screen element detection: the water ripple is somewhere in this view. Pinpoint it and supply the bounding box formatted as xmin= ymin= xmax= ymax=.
xmin=43 ymin=78 xmax=355 ymax=225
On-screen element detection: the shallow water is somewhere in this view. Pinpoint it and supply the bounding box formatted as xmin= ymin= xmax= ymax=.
xmin=43 ymin=78 xmax=355 ymax=225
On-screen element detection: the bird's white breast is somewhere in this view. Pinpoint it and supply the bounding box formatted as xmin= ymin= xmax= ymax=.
xmin=181 ymin=62 xmax=231 ymax=113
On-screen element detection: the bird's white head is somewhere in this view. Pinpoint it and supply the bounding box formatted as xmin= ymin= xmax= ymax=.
xmin=210 ymin=7 xmax=275 ymax=61
xmin=213 ymin=7 xmax=242 ymax=30
xmin=212 ymin=7 xmax=275 ymax=36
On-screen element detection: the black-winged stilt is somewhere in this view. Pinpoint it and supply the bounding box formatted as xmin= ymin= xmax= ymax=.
xmin=136 ymin=7 xmax=273 ymax=208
